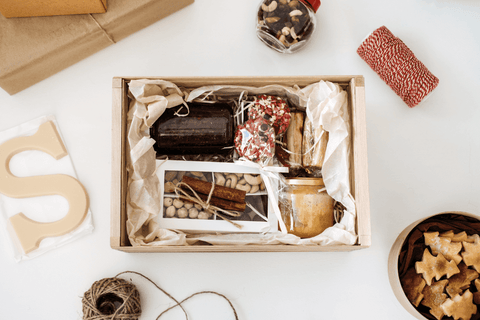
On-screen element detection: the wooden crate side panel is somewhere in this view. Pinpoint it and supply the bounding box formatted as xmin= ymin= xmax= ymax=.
xmin=352 ymin=76 xmax=371 ymax=247
xmin=119 ymin=75 xmax=355 ymax=89
xmin=114 ymin=244 xmax=369 ymax=253
xmin=111 ymin=77 xmax=129 ymax=248
xmin=346 ymin=78 xmax=357 ymax=241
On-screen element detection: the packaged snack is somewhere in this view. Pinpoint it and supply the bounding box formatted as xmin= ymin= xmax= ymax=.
xmin=302 ymin=116 xmax=328 ymax=177
xmin=151 ymin=102 xmax=234 ymax=156
xmin=278 ymin=177 xmax=334 ymax=238
xmin=234 ymin=117 xmax=275 ymax=164
xmin=0 ymin=116 xmax=93 ymax=262
xmin=248 ymin=95 xmax=291 ymax=135
xmin=256 ymin=0 xmax=320 ymax=53
xmin=156 ymin=161 xmax=276 ymax=233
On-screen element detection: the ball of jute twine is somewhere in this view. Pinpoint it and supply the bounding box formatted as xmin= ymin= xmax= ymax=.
xmin=82 ymin=277 xmax=141 ymax=320
xmin=82 ymin=271 xmax=239 ymax=320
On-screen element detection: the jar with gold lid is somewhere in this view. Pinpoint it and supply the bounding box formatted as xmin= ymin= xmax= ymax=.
xmin=278 ymin=177 xmax=334 ymax=238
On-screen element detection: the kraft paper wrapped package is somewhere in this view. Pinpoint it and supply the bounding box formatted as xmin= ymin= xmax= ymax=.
xmin=0 ymin=0 xmax=194 ymax=95
xmin=0 ymin=0 xmax=107 ymax=18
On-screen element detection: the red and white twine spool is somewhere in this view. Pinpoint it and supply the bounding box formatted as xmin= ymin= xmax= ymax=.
xmin=357 ymin=26 xmax=439 ymax=108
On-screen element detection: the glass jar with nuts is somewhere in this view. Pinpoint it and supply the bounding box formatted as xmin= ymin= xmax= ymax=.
xmin=256 ymin=0 xmax=320 ymax=53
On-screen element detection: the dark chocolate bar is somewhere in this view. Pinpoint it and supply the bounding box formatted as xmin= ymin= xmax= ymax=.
xmin=151 ymin=102 xmax=234 ymax=156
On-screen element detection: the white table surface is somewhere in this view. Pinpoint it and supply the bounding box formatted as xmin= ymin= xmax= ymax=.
xmin=1 ymin=1 xmax=480 ymax=319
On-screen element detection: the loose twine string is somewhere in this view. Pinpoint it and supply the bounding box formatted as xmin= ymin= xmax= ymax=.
xmin=82 ymin=271 xmax=239 ymax=320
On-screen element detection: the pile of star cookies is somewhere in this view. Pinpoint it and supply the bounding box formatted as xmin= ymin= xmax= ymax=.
xmin=401 ymin=230 xmax=480 ymax=320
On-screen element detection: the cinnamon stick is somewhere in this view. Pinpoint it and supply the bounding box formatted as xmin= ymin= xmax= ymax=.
xmin=180 ymin=190 xmax=246 ymax=212
xmin=182 ymin=175 xmax=246 ymax=203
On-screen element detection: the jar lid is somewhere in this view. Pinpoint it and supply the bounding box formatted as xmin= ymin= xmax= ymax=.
xmin=284 ymin=177 xmax=324 ymax=186
xmin=299 ymin=0 xmax=321 ymax=13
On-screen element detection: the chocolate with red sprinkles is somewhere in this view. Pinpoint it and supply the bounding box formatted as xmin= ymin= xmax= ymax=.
xmin=235 ymin=118 xmax=275 ymax=163
xmin=248 ymin=95 xmax=291 ymax=135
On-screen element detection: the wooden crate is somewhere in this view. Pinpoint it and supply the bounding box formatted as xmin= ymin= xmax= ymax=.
xmin=111 ymin=76 xmax=371 ymax=252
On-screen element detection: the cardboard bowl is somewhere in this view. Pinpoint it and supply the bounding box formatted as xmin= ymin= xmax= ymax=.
xmin=388 ymin=211 xmax=480 ymax=320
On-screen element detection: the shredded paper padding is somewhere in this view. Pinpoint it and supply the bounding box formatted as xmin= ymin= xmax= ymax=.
xmin=126 ymin=79 xmax=357 ymax=247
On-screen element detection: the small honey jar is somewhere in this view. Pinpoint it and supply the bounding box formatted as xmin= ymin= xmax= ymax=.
xmin=279 ymin=177 xmax=334 ymax=238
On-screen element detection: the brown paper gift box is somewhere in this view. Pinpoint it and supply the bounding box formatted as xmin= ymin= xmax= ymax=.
xmin=0 ymin=0 xmax=194 ymax=95
xmin=0 ymin=0 xmax=107 ymax=18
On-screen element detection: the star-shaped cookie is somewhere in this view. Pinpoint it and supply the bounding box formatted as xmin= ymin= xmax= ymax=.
xmin=421 ymin=279 xmax=448 ymax=320
xmin=400 ymin=267 xmax=426 ymax=307
xmin=424 ymin=231 xmax=463 ymax=264
xmin=446 ymin=262 xmax=479 ymax=298
xmin=462 ymin=234 xmax=480 ymax=273
xmin=473 ymin=279 xmax=480 ymax=305
xmin=441 ymin=290 xmax=477 ymax=320
xmin=440 ymin=230 xmax=468 ymax=243
xmin=416 ymin=249 xmax=460 ymax=286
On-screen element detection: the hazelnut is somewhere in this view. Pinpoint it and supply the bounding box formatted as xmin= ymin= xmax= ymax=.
xmin=164 ymin=181 xmax=176 ymax=193
xmin=165 ymin=206 xmax=176 ymax=218
xmin=164 ymin=197 xmax=173 ymax=207
xmin=173 ymin=199 xmax=184 ymax=209
xmin=188 ymin=208 xmax=199 ymax=219
xmin=198 ymin=211 xmax=211 ymax=219
xmin=177 ymin=207 xmax=188 ymax=218
xmin=164 ymin=171 xmax=177 ymax=181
